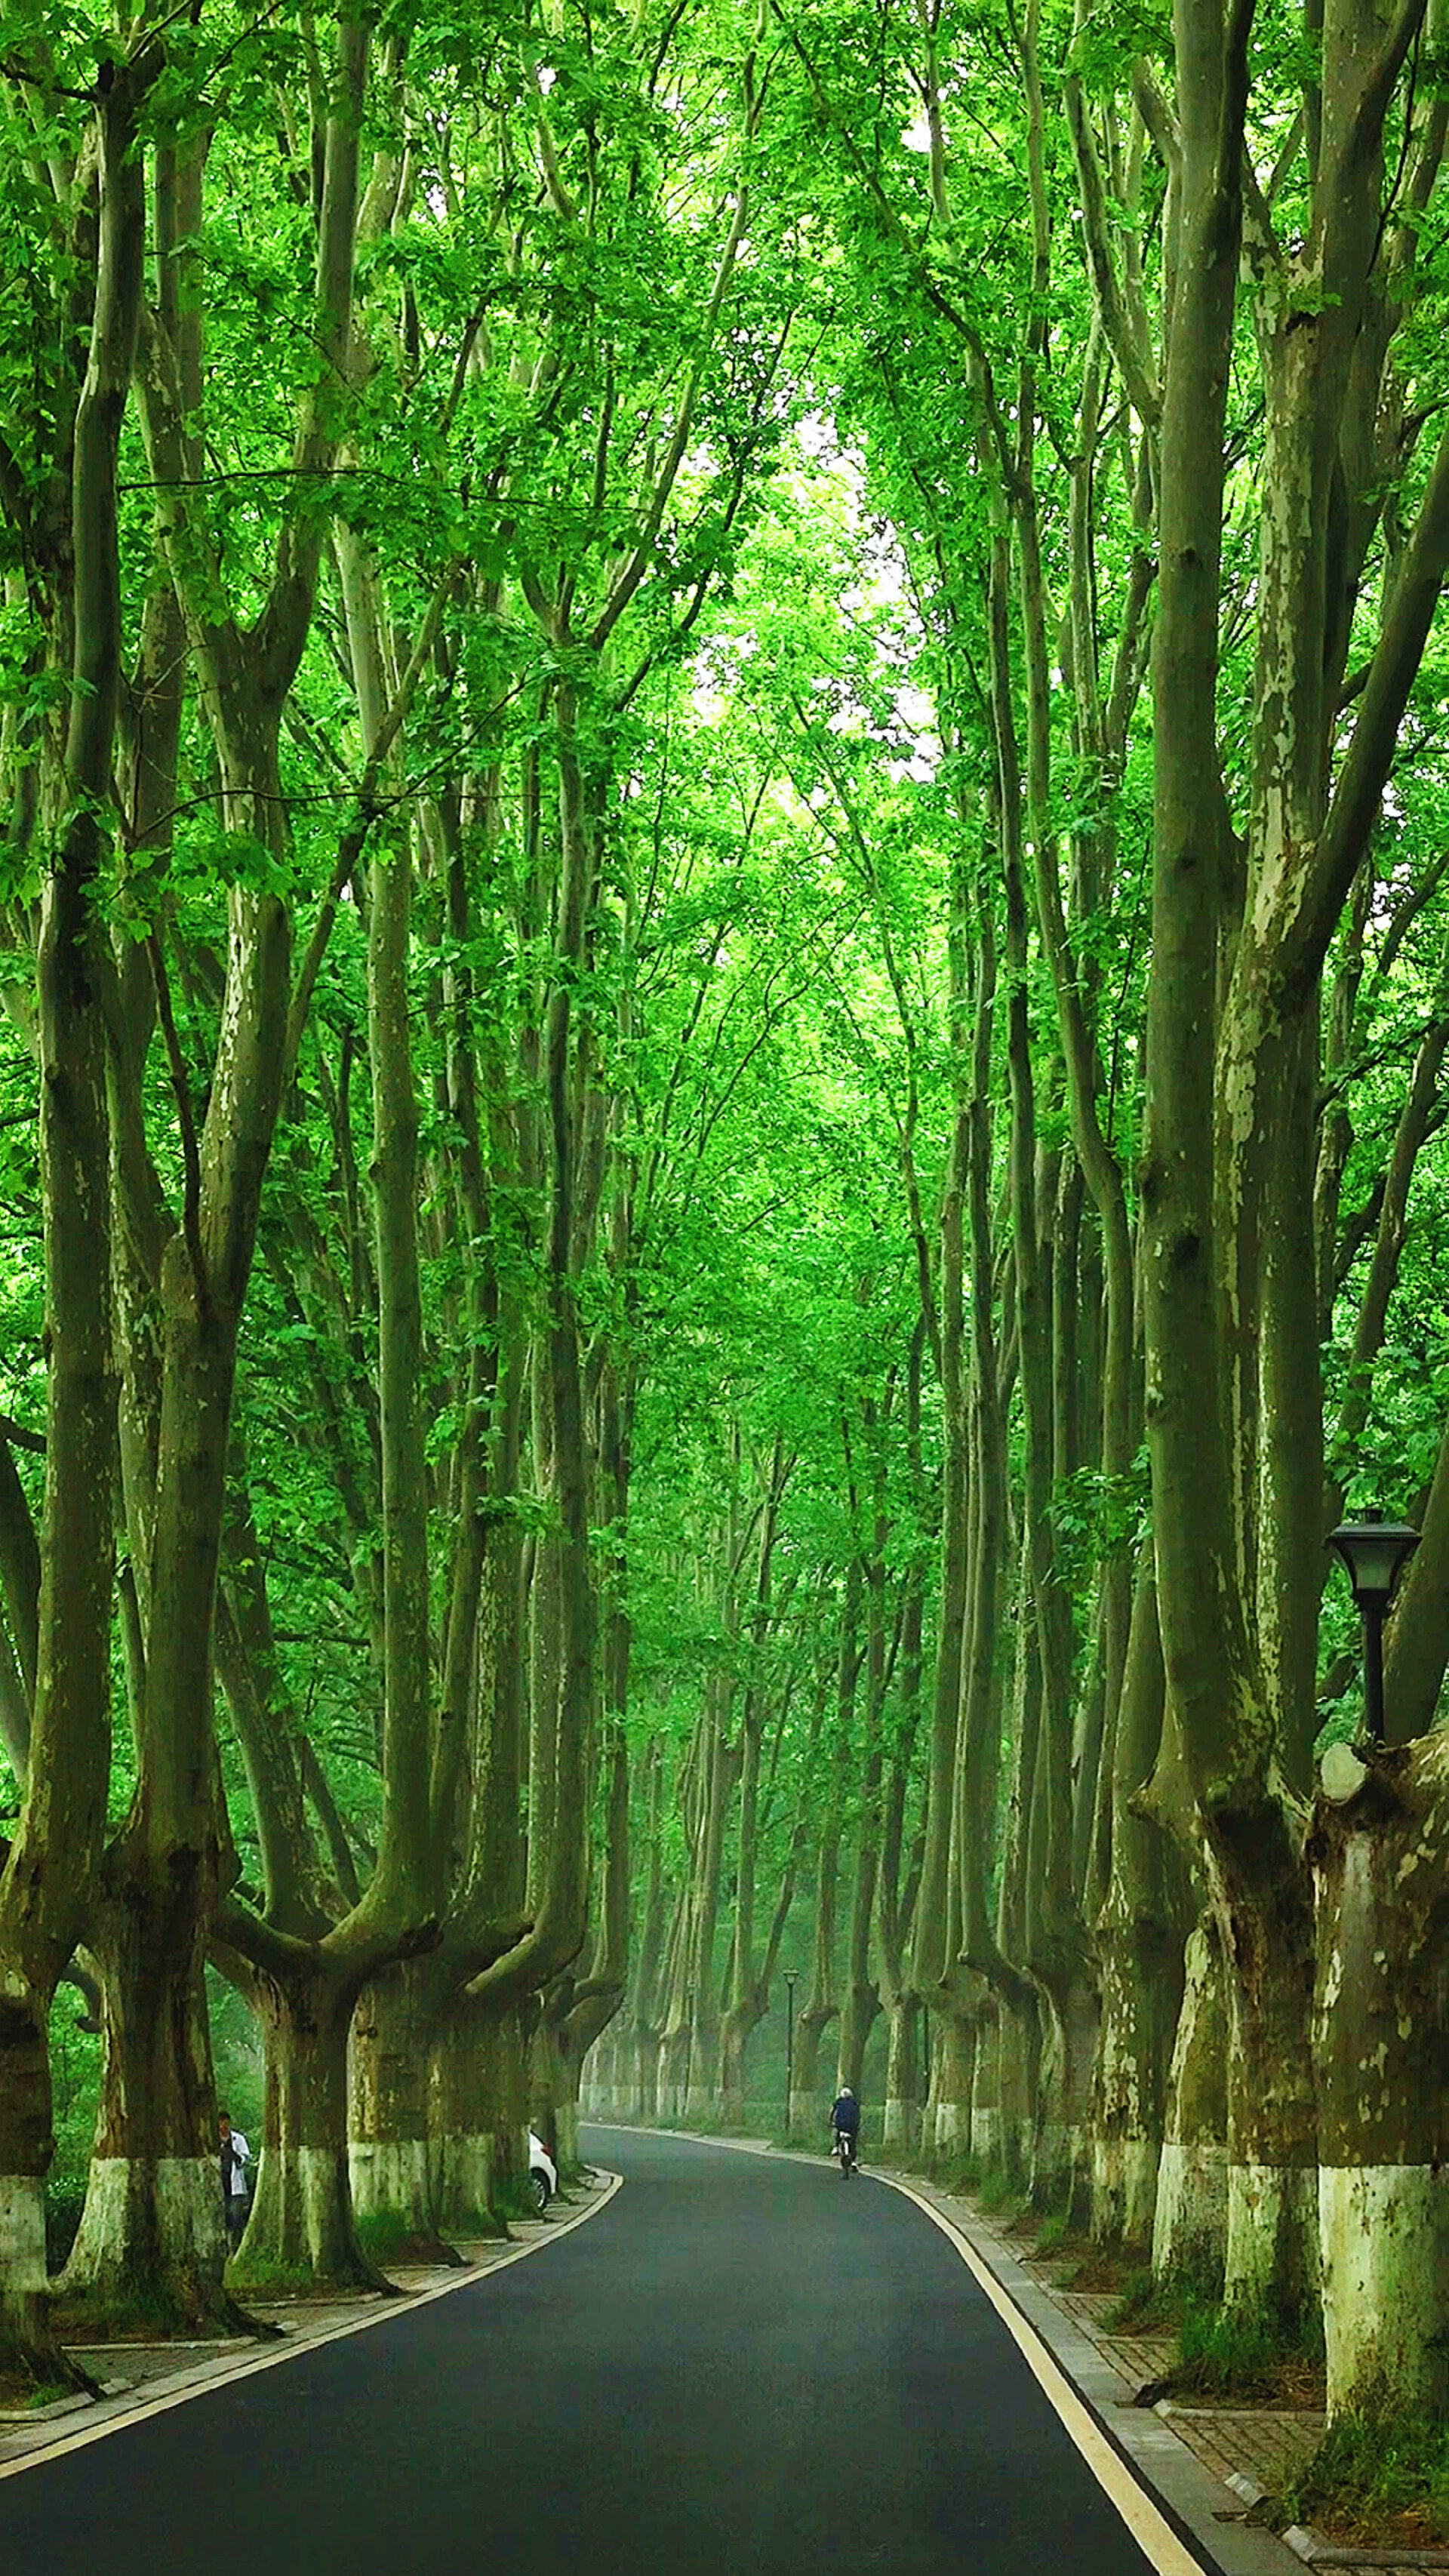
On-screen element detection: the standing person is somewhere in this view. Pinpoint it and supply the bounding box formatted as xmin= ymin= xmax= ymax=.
xmin=830 ymin=2085 xmax=860 ymax=2172
xmin=219 ymin=2110 xmax=252 ymax=2248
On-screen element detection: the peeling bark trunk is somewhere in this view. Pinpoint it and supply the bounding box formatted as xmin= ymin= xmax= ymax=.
xmin=928 ymin=2005 xmax=977 ymax=2156
xmin=68 ymin=1234 xmax=274 ymax=2334
xmin=63 ymin=1867 xmax=248 ymax=2333
xmin=431 ymin=1996 xmax=527 ymax=2230
xmin=1091 ymin=1555 xmax=1184 ymax=2249
xmin=995 ymin=1565 xmax=1044 ymax=2184
xmin=238 ymin=1964 xmax=390 ymax=2293
xmin=1212 ymin=1807 xmax=1318 ymax=2319
xmin=996 ymin=1994 xmax=1042 ymax=2190
xmin=0 ymin=48 xmax=142 ymax=2391
xmin=1310 ymin=1736 xmax=1449 ymax=2418
xmin=882 ymin=1996 xmax=924 ymax=2154
xmin=349 ymin=1956 xmax=459 ymax=2264
xmin=970 ymin=2000 xmax=1001 ymax=2165
xmin=1152 ymin=1919 xmax=1228 ymax=2290
xmin=88 ymin=13 xmax=372 ymax=2328
xmin=792 ymin=1768 xmax=844 ymax=2133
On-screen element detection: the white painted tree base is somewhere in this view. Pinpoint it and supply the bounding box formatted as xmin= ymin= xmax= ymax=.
xmin=1320 ymin=2162 xmax=1449 ymax=2414
xmin=433 ymin=2131 xmax=494 ymax=2229
xmin=1152 ymin=2137 xmax=1227 ymax=2280
xmin=348 ymin=2137 xmax=433 ymax=2227
xmin=882 ymin=2097 xmax=921 ymax=2150
xmin=245 ymin=2143 xmax=358 ymax=2273
xmin=66 ymin=2154 xmax=226 ymax=2285
xmin=971 ymin=2107 xmax=1001 ymax=2163
xmin=1124 ymin=2135 xmax=1160 ymax=2234
xmin=1092 ymin=2135 xmax=1159 ymax=2249
xmin=0 ymin=2174 xmax=47 ymax=2300
xmin=1226 ymin=2159 xmax=1318 ymax=2310
xmin=934 ymin=2101 xmax=968 ymax=2152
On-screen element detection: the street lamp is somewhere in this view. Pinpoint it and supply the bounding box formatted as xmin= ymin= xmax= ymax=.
xmin=1327 ymin=1507 xmax=1420 ymax=1743
xmin=783 ymin=1971 xmax=798 ymax=2141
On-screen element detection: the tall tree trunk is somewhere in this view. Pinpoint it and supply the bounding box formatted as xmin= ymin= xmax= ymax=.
xmin=239 ymin=1956 xmax=393 ymax=2293
xmin=1152 ymin=1918 xmax=1229 ymax=2291
xmin=1090 ymin=1555 xmax=1184 ymax=2249
xmin=1310 ymin=1735 xmax=1449 ymax=2418
xmin=0 ymin=51 xmax=143 ymax=2383
xmin=78 ymin=20 xmax=374 ymax=2328
xmin=349 ymin=1956 xmax=459 ymax=2266
xmin=995 ymin=1560 xmax=1044 ymax=2185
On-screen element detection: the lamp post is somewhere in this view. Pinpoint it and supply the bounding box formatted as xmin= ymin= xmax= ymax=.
xmin=783 ymin=1970 xmax=798 ymax=2141
xmin=1327 ymin=1507 xmax=1420 ymax=1743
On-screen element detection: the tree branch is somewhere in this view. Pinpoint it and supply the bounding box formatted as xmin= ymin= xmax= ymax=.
xmin=1288 ymin=411 xmax=1449 ymax=997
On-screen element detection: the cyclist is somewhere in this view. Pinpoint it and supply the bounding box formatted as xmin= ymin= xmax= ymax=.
xmin=830 ymin=2085 xmax=861 ymax=2171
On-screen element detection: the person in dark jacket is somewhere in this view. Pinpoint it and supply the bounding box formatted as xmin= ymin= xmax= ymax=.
xmin=830 ymin=2087 xmax=860 ymax=2156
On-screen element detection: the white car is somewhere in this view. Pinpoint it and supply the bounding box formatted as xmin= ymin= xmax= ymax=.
xmin=528 ymin=2131 xmax=558 ymax=2215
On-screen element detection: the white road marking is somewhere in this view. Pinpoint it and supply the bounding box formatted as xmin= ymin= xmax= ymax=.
xmin=0 ymin=2168 xmax=623 ymax=2484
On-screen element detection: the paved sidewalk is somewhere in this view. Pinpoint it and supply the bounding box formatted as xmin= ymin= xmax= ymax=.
xmin=0 ymin=2170 xmax=614 ymax=2475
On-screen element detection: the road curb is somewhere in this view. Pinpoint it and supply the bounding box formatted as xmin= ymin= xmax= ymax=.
xmin=0 ymin=2166 xmax=623 ymax=2485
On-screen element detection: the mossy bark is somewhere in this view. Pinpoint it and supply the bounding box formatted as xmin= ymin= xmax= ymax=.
xmin=63 ymin=1860 xmax=252 ymax=2334
xmin=1310 ymin=1736 xmax=1449 ymax=2417
xmin=0 ymin=55 xmax=143 ymax=2390
xmin=349 ymin=1956 xmax=458 ymax=2264
xmin=928 ymin=2005 xmax=977 ymax=2157
xmin=882 ymin=1997 xmax=924 ymax=2153
xmin=1152 ymin=1919 xmax=1228 ymax=2290
xmin=234 ymin=1966 xmax=390 ymax=2294
xmin=1091 ymin=1558 xmax=1183 ymax=2251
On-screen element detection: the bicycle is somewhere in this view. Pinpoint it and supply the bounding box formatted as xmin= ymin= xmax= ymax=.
xmin=832 ymin=2127 xmax=858 ymax=2180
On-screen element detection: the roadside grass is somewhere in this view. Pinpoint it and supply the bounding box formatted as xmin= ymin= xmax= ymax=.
xmin=0 ymin=2367 xmax=89 ymax=2414
xmin=932 ymin=2153 xmax=983 ymax=2196
xmin=1042 ymin=2239 xmax=1138 ymax=2294
xmin=1104 ymin=2265 xmax=1189 ymax=2334
xmin=1176 ymin=2296 xmax=1283 ymax=2396
xmin=975 ymin=2165 xmax=1028 ymax=2221
xmin=0 ymin=2375 xmax=77 ymax=2413
xmin=48 ymin=2283 xmax=197 ymax=2340
xmin=1173 ymin=2292 xmax=1324 ymax=2402
xmin=350 ymin=2212 xmax=475 ymax=2267
xmin=489 ymin=2174 xmax=542 ymax=2224
xmin=1287 ymin=2411 xmax=1449 ymax=2547
xmin=440 ymin=2202 xmax=507 ymax=2240
xmin=224 ymin=2254 xmax=325 ymax=2298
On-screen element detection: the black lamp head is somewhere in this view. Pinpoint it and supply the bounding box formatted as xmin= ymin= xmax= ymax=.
xmin=1327 ymin=1507 xmax=1420 ymax=1610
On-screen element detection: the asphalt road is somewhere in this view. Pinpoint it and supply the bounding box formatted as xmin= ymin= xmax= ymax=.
xmin=5 ymin=2127 xmax=1198 ymax=2575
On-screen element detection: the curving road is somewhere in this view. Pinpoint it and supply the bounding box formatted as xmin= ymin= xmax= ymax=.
xmin=4 ymin=2127 xmax=1206 ymax=2575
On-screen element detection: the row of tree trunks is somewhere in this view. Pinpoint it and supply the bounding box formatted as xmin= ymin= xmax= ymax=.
xmin=0 ymin=44 xmax=149 ymax=2384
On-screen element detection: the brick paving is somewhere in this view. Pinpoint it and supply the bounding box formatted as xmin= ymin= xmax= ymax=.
xmin=1097 ymin=2331 xmax=1178 ymax=2387
xmin=1161 ymin=2405 xmax=1324 ymax=2495
xmin=1055 ymin=2289 xmax=1117 ymax=2328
